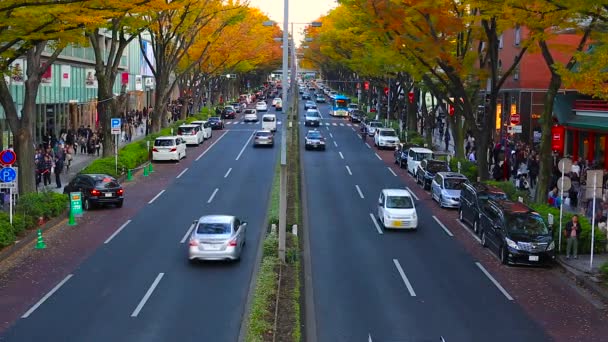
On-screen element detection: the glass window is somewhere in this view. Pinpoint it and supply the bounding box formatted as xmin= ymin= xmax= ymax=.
xmin=94 ymin=176 xmax=120 ymax=188
xmin=196 ymin=223 xmax=232 ymax=235
xmin=380 ymin=130 xmax=396 ymax=137
xmin=427 ymin=161 xmax=447 ymax=173
xmin=505 ymin=213 xmax=548 ymax=236
xmin=386 ymin=196 xmax=414 ymax=209
xmin=178 ymin=126 xmax=195 ymax=135
xmin=154 ymin=139 xmax=175 ymax=147
xmin=415 ymin=152 xmax=432 ymax=161
xmin=444 ymin=178 xmax=467 ymax=190
xmin=263 ymin=116 xmax=275 ymax=122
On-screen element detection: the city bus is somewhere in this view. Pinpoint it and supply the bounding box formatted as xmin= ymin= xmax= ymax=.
xmin=330 ymin=94 xmax=351 ymax=117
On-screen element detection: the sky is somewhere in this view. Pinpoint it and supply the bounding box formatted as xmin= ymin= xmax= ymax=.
xmin=247 ymin=0 xmax=337 ymax=46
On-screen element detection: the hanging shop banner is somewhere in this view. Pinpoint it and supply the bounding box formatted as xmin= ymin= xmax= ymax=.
xmin=121 ymin=72 xmax=129 ymax=85
xmin=135 ymin=75 xmax=143 ymax=91
xmin=551 ymin=125 xmax=565 ymax=154
xmin=61 ymin=65 xmax=71 ymax=88
xmin=85 ymin=68 xmax=98 ymax=89
xmin=41 ymin=63 xmax=52 ymax=86
xmin=10 ymin=59 xmax=25 ymax=86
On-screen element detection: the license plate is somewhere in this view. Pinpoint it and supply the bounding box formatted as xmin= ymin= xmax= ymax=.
xmin=529 ymin=255 xmax=539 ymax=261
xmin=104 ymin=193 xmax=113 ymax=197
xmin=203 ymin=244 xmax=221 ymax=250
xmin=393 ymin=220 xmax=402 ymax=227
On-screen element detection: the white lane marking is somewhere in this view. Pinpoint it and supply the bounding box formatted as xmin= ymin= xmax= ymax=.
xmin=351 ymin=127 xmax=356 ymax=132
xmin=197 ymin=132 xmax=227 ymax=161
xmin=369 ymin=213 xmax=384 ymax=234
xmin=405 ymin=187 xmax=419 ymax=201
xmin=131 ymin=273 xmax=165 ymax=317
xmin=104 ymin=220 xmax=132 ymax=244
xmin=180 ymin=223 xmax=196 ymax=243
xmin=333 ymin=141 xmax=338 ymax=147
xmin=236 ymin=133 xmax=255 ymax=160
xmin=207 ymin=188 xmax=219 ymax=203
xmin=148 ymin=190 xmax=165 ymax=204
xmin=224 ymin=167 xmax=232 ymax=178
xmin=457 ymin=220 xmax=481 ymax=243
xmin=388 ymin=167 xmax=397 ymax=177
xmin=355 ymin=185 xmax=365 ymax=199
xmin=432 ymin=215 xmax=454 ymax=237
xmin=365 ymin=143 xmax=371 ymax=149
xmin=347 ymin=123 xmax=352 ymax=127
xmin=345 ymin=165 xmax=352 ymax=175
xmin=22 ymin=274 xmax=74 ymax=318
xmin=393 ymin=259 xmax=417 ymax=296
xmin=278 ymin=121 xmax=282 ymax=125
xmin=374 ymin=153 xmax=382 ymax=160
xmin=368 ymin=333 xmax=373 ymax=342
xmin=329 ymin=132 xmax=334 ymax=138
xmin=325 ymin=123 xmax=330 ymax=126
xmin=325 ymin=126 xmax=330 ymax=131
xmin=176 ymin=168 xmax=188 ymax=179
xmin=332 ymin=123 xmax=337 ymax=126
xmin=475 ymin=262 xmax=514 ymax=301
xmin=339 ymin=152 xmax=344 ymax=159
xmin=339 ymin=123 xmax=344 ymax=126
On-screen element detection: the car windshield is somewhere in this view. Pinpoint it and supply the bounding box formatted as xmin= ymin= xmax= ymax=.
xmin=263 ymin=116 xmax=275 ymax=122
xmin=209 ymin=117 xmax=220 ymax=121
xmin=196 ymin=222 xmax=231 ymax=235
xmin=386 ymin=196 xmax=414 ymax=209
xmin=370 ymin=122 xmax=383 ymax=128
xmin=307 ymin=132 xmax=322 ymax=139
xmin=479 ymin=192 xmax=508 ymax=201
xmin=154 ymin=139 xmax=175 ymax=147
xmin=427 ymin=161 xmax=447 ymax=173
xmin=349 ymin=104 xmax=358 ymax=109
xmin=414 ymin=152 xmax=432 ymax=161
xmin=505 ymin=213 xmax=549 ymax=236
xmin=94 ymin=177 xmax=120 ymax=189
xmin=444 ymin=178 xmax=467 ymax=190
xmin=244 ymin=109 xmax=256 ymax=114
xmin=178 ymin=127 xmax=195 ymax=135
xmin=256 ymin=132 xmax=272 ymax=137
xmin=380 ymin=130 xmax=396 ymax=137
xmin=307 ymin=111 xmax=319 ymax=117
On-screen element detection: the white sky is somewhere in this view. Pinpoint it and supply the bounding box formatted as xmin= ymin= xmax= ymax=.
xmin=247 ymin=0 xmax=337 ymax=45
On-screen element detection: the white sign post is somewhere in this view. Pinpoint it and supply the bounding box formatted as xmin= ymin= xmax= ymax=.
xmin=590 ymin=172 xmax=598 ymax=272
xmin=111 ymin=118 xmax=122 ymax=174
xmin=557 ymin=158 xmax=572 ymax=252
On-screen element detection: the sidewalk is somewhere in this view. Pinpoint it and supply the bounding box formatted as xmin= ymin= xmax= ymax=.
xmin=40 ymin=125 xmax=147 ymax=194
xmin=556 ymin=254 xmax=608 ymax=305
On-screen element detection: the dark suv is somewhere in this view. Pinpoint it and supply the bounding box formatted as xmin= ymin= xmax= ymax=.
xmin=459 ymin=183 xmax=507 ymax=234
xmin=416 ymin=159 xmax=449 ymax=190
xmin=479 ymin=199 xmax=555 ymax=266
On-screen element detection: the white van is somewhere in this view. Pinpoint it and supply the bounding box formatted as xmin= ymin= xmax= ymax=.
xmin=190 ymin=120 xmax=212 ymax=139
xmin=177 ymin=124 xmax=204 ymax=145
xmin=262 ymin=114 xmax=277 ymax=132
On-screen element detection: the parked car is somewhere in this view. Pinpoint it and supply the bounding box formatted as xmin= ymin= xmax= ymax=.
xmin=305 ymin=109 xmax=321 ymax=127
xmin=231 ymin=102 xmax=241 ymax=113
xmin=406 ymin=147 xmax=434 ymax=176
xmin=374 ymin=128 xmax=400 ymax=149
xmin=152 ymin=136 xmax=187 ymax=162
xmin=177 ymin=124 xmax=204 ymax=145
xmin=188 ymin=215 xmax=248 ymax=262
xmin=222 ymin=106 xmax=236 ymax=119
xmin=315 ymin=94 xmax=326 ymax=103
xmin=416 ymin=159 xmax=449 ymax=190
xmin=347 ymin=103 xmax=359 ymax=113
xmin=190 ymin=120 xmax=213 ymax=139
xmin=459 ymin=182 xmax=507 ymax=235
xmin=304 ymin=101 xmax=317 ymax=110
xmin=349 ymin=110 xmax=364 ymax=123
xmin=304 ymin=129 xmax=326 ymax=150
xmin=208 ymin=116 xmax=224 ymax=130
xmin=479 ymin=199 xmax=555 ymax=265
xmin=366 ymin=121 xmax=383 ymax=136
xmin=255 ymin=101 xmax=268 ymax=112
xmin=63 ymin=174 xmax=124 ymax=210
xmin=394 ymin=143 xmax=408 ymax=168
xmin=430 ymin=172 xmax=469 ymax=208
xmin=253 ymin=130 xmax=274 ymax=147
xmin=377 ymin=188 xmax=418 ymax=229
xmin=272 ymin=97 xmax=281 ymax=107
xmin=243 ymin=109 xmax=258 ymax=122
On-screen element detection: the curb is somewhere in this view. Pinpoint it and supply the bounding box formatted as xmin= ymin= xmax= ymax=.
xmin=556 ymin=258 xmax=608 ymax=306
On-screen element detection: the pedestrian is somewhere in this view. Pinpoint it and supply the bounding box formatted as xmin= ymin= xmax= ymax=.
xmin=564 ymin=215 xmax=581 ymax=259
xmin=444 ymin=131 xmax=450 ymax=152
xmin=42 ymin=154 xmax=53 ymax=187
xmin=54 ymin=149 xmax=65 ymax=188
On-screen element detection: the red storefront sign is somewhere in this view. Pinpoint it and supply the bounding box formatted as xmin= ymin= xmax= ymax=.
xmin=551 ymin=125 xmax=565 ymax=154
xmin=121 ymin=72 xmax=129 ymax=85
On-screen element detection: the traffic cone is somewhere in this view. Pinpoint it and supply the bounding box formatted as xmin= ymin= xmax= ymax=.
xmin=35 ymin=229 xmax=46 ymax=249
xmin=68 ymin=209 xmax=76 ymax=226
xmin=148 ymin=163 xmax=154 ymax=173
xmin=143 ymin=166 xmax=149 ymax=177
xmin=127 ymin=169 xmax=133 ymax=181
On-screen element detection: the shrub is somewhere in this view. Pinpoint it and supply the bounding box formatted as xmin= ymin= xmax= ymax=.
xmin=263 ymin=231 xmax=278 ymax=258
xmin=486 ymin=180 xmax=530 ymax=203
xmin=600 ymin=262 xmax=608 ymax=279
xmin=450 ymin=157 xmax=478 ymax=182
xmin=0 ymin=221 xmax=16 ymax=248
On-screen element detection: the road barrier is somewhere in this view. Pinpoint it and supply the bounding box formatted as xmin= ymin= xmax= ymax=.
xmin=35 ymin=229 xmax=46 ymax=249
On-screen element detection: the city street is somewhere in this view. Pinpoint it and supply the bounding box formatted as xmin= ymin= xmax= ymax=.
xmin=0 ymin=109 xmax=282 ymax=341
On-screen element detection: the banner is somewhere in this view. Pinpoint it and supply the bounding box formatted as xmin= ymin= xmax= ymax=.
xmin=551 ymin=125 xmax=565 ymax=154
xmin=85 ymin=68 xmax=97 ymax=88
xmin=41 ymin=64 xmax=52 ymax=86
xmin=121 ymin=72 xmax=129 ymax=85
xmin=9 ymin=59 xmax=25 ymax=86
xmin=61 ymin=65 xmax=71 ymax=87
xmin=135 ymin=75 xmax=142 ymax=91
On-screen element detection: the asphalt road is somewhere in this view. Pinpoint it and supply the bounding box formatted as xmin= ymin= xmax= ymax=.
xmin=301 ymin=98 xmax=549 ymax=342
xmin=1 ymin=110 xmax=281 ymax=341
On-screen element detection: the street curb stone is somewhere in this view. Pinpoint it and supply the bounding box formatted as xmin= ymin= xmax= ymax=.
xmin=556 ymin=258 xmax=608 ymax=307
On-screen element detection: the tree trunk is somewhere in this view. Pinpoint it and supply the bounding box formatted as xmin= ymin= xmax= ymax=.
xmin=535 ymin=76 xmax=560 ymax=202
xmin=152 ymin=77 xmax=171 ymax=133
xmin=97 ymin=81 xmax=115 ymax=158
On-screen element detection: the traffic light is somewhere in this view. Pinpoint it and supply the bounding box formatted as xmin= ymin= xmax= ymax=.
xmin=364 ymin=81 xmax=369 ymax=90
xmin=408 ymin=91 xmax=414 ymax=104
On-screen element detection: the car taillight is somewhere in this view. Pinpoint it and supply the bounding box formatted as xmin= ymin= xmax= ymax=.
xmin=152 ymin=148 xmax=159 ymax=152
xmin=189 ymin=239 xmax=199 ymax=246
xmin=117 ymin=189 xmax=124 ymax=195
xmin=91 ymin=189 xmax=101 ymax=196
xmin=170 ymin=147 xmax=177 ymax=152
xmin=227 ymin=239 xmax=237 ymax=247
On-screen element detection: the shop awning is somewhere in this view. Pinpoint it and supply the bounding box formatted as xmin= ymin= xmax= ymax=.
xmin=562 ymin=115 xmax=608 ymax=132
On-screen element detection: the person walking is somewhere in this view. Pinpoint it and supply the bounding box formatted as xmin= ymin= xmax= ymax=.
xmin=564 ymin=215 xmax=581 ymax=259
xmin=54 ymin=147 xmax=65 ymax=188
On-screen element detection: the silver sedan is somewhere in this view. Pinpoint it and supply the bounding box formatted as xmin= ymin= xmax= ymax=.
xmin=188 ymin=215 xmax=247 ymax=262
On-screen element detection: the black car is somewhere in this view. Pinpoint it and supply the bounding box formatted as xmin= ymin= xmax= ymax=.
xmin=480 ymin=199 xmax=555 ymax=266
xmin=222 ymin=107 xmax=236 ymax=119
xmin=349 ymin=110 xmax=364 ymax=123
xmin=394 ymin=143 xmax=408 ymax=168
xmin=208 ymin=116 xmax=224 ymax=130
xmin=416 ymin=159 xmax=449 ymax=190
xmin=301 ymin=93 xmax=311 ymax=100
xmin=459 ymin=182 xmax=507 ymax=234
xmin=304 ymin=130 xmax=326 ymax=150
xmin=63 ymin=174 xmax=124 ymax=210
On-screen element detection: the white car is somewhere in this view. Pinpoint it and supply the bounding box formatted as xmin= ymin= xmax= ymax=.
xmin=374 ymin=128 xmax=400 ymax=149
xmin=272 ymin=98 xmax=282 ymax=107
xmin=243 ymin=109 xmax=258 ymax=122
xmin=348 ymin=103 xmax=359 ymax=113
xmin=190 ymin=120 xmax=212 ymax=139
xmin=256 ymin=101 xmax=268 ymax=112
xmin=377 ymin=189 xmax=418 ymax=229
xmin=366 ymin=121 xmax=383 ymax=136
xmin=304 ymin=109 xmax=321 ymax=127
xmin=406 ymin=147 xmax=434 ymax=176
xmin=152 ymin=136 xmax=186 ymax=162
xmin=177 ymin=124 xmax=204 ymax=145
xmin=262 ymin=114 xmax=277 ymax=132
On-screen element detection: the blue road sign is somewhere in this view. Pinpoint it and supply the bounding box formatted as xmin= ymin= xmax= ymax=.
xmin=111 ymin=118 xmax=121 ymax=129
xmin=0 ymin=167 xmax=17 ymax=183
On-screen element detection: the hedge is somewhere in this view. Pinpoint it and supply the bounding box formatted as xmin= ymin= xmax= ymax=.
xmin=0 ymin=191 xmax=68 ymax=248
xmin=450 ymin=157 xmax=478 ymax=183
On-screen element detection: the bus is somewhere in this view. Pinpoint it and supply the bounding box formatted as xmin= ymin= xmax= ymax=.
xmin=330 ymin=94 xmax=351 ymax=117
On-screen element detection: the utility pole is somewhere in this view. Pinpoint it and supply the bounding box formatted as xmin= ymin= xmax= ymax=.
xmin=278 ymin=0 xmax=289 ymax=264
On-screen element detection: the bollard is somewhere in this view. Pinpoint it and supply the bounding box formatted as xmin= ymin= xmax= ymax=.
xmin=148 ymin=163 xmax=154 ymax=173
xmin=68 ymin=210 xmax=76 ymax=226
xmin=35 ymin=229 xmax=46 ymax=249
xmin=127 ymin=169 xmax=133 ymax=181
xmin=143 ymin=166 xmax=149 ymax=177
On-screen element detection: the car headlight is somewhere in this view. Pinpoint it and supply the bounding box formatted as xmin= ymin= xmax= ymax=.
xmin=546 ymin=241 xmax=555 ymax=251
xmin=412 ymin=212 xmax=417 ymax=220
xmin=505 ymin=238 xmax=519 ymax=250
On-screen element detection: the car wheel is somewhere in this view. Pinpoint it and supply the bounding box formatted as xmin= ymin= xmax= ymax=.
xmin=116 ymin=200 xmax=123 ymax=208
xmin=473 ymin=220 xmax=479 ymax=234
xmin=480 ymin=230 xmax=488 ymax=247
xmin=500 ymin=246 xmax=509 ymax=265
xmin=83 ymin=198 xmax=91 ymax=211
xmin=459 ymin=209 xmax=464 ymax=221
